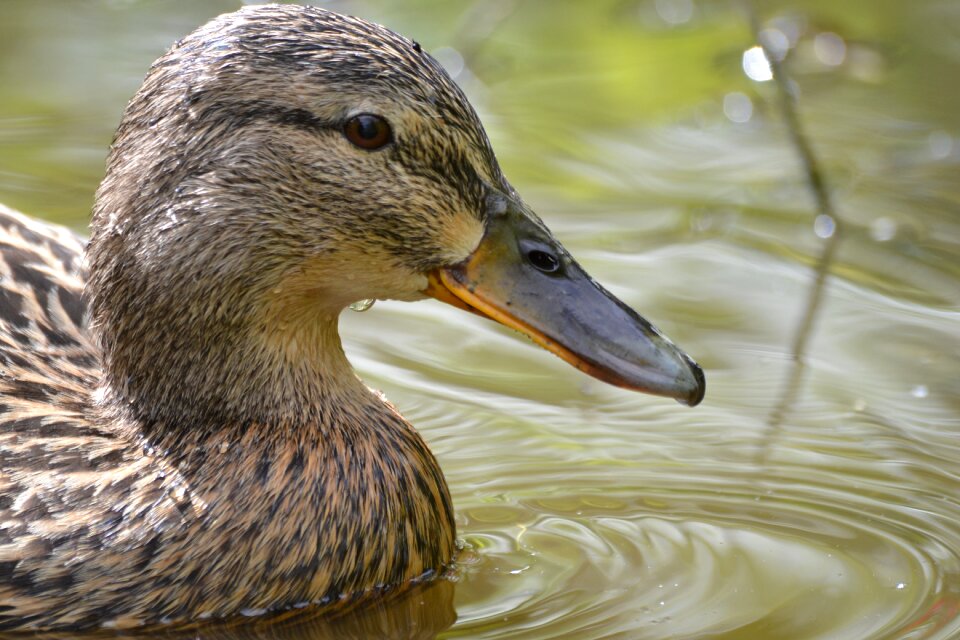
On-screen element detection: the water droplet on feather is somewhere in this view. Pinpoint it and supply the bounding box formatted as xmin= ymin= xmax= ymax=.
xmin=349 ymin=299 xmax=376 ymax=312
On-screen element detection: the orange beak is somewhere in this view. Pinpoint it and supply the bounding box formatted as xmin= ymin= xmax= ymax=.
xmin=424 ymin=195 xmax=705 ymax=406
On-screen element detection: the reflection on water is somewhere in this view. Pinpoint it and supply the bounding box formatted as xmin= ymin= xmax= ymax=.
xmin=2 ymin=0 xmax=959 ymax=638
xmin=26 ymin=581 xmax=457 ymax=640
xmin=188 ymin=581 xmax=456 ymax=640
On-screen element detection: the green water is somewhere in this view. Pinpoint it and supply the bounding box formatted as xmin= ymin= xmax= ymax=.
xmin=2 ymin=0 xmax=959 ymax=638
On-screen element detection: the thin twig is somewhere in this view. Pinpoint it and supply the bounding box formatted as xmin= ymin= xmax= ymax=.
xmin=745 ymin=4 xmax=845 ymax=460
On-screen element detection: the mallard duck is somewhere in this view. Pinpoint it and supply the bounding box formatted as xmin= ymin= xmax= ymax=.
xmin=0 ymin=4 xmax=704 ymax=631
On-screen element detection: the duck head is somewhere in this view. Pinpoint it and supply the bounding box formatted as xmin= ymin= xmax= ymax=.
xmin=88 ymin=4 xmax=703 ymax=424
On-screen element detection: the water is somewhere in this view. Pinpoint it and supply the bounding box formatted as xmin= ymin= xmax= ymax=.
xmin=2 ymin=0 xmax=959 ymax=638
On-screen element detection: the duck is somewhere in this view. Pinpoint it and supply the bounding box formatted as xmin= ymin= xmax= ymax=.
xmin=0 ymin=4 xmax=704 ymax=631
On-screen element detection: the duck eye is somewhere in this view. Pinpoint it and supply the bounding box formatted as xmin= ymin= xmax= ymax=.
xmin=526 ymin=249 xmax=561 ymax=274
xmin=343 ymin=114 xmax=392 ymax=150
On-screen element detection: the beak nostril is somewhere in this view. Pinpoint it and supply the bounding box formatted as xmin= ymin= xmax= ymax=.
xmin=526 ymin=249 xmax=560 ymax=274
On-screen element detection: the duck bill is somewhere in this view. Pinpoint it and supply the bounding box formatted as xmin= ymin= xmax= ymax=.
xmin=424 ymin=195 xmax=705 ymax=406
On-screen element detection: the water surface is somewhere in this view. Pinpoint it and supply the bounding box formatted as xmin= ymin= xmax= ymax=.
xmin=2 ymin=0 xmax=959 ymax=638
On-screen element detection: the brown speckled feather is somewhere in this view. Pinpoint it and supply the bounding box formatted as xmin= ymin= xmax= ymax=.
xmin=2 ymin=381 xmax=453 ymax=631
xmin=0 ymin=203 xmax=456 ymax=629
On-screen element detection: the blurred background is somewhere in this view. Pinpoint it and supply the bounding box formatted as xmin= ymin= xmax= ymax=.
xmin=2 ymin=1 xmax=959 ymax=638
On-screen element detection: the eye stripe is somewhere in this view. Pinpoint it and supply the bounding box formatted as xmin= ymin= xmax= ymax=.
xmin=188 ymin=99 xmax=328 ymax=131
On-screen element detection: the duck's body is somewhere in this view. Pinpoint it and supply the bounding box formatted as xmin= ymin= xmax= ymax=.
xmin=0 ymin=4 xmax=703 ymax=631
xmin=0 ymin=204 xmax=454 ymax=629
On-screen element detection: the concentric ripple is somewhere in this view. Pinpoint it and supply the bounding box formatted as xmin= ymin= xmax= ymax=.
xmin=451 ymin=475 xmax=957 ymax=639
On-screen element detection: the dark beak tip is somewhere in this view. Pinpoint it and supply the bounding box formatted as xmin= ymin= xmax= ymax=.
xmin=680 ymin=358 xmax=706 ymax=407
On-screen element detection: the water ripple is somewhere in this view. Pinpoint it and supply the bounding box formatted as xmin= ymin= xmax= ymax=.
xmin=451 ymin=474 xmax=959 ymax=639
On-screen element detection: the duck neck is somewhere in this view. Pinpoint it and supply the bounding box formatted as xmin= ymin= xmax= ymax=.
xmin=96 ymin=280 xmax=372 ymax=442
xmin=96 ymin=307 xmax=458 ymax=599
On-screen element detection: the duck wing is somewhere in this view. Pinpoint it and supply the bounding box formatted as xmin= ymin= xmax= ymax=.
xmin=0 ymin=204 xmax=96 ymax=418
xmin=0 ymin=206 xmax=127 ymax=628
